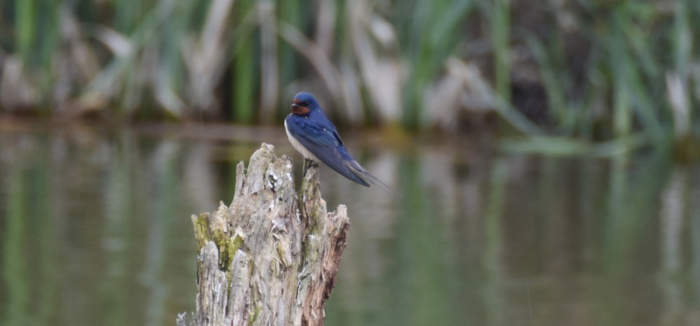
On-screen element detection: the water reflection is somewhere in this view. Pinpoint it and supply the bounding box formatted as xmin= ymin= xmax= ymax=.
xmin=1 ymin=126 xmax=699 ymax=326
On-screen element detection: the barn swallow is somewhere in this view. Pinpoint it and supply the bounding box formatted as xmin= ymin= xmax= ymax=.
xmin=285 ymin=92 xmax=386 ymax=188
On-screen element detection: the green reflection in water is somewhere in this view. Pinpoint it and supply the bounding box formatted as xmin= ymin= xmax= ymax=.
xmin=3 ymin=167 xmax=29 ymax=326
xmin=483 ymin=160 xmax=507 ymax=326
xmin=143 ymin=141 xmax=180 ymax=326
xmin=101 ymin=133 xmax=133 ymax=326
xmin=390 ymin=157 xmax=452 ymax=326
xmin=35 ymin=142 xmax=57 ymax=326
xmin=0 ymin=128 xmax=699 ymax=326
xmin=691 ymin=169 xmax=700 ymax=313
xmin=1 ymin=138 xmax=58 ymax=326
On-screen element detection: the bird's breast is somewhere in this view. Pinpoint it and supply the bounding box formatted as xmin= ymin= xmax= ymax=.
xmin=284 ymin=119 xmax=320 ymax=162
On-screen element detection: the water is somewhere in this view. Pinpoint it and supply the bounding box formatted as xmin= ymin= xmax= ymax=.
xmin=1 ymin=124 xmax=699 ymax=326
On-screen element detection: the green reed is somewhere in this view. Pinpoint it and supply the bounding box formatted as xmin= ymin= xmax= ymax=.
xmin=1 ymin=0 xmax=699 ymax=153
xmin=524 ymin=1 xmax=696 ymax=148
xmin=276 ymin=0 xmax=302 ymax=120
xmin=399 ymin=0 xmax=473 ymax=129
xmin=232 ymin=0 xmax=256 ymax=123
xmin=15 ymin=0 xmax=36 ymax=63
xmin=490 ymin=0 xmax=510 ymax=103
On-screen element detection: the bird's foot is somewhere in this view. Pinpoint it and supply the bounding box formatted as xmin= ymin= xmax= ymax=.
xmin=302 ymin=159 xmax=319 ymax=176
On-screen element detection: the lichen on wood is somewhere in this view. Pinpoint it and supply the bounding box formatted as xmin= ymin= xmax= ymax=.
xmin=177 ymin=143 xmax=350 ymax=326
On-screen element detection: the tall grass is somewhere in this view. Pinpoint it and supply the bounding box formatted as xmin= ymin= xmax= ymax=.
xmin=399 ymin=0 xmax=473 ymax=129
xmin=0 ymin=0 xmax=699 ymax=152
xmin=490 ymin=0 xmax=510 ymax=103
xmin=15 ymin=0 xmax=36 ymax=63
xmin=523 ymin=1 xmax=697 ymax=147
xmin=232 ymin=0 xmax=256 ymax=123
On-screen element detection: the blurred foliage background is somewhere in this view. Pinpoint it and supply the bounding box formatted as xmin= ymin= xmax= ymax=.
xmin=2 ymin=2 xmax=700 ymax=325
xmin=0 ymin=0 xmax=699 ymax=151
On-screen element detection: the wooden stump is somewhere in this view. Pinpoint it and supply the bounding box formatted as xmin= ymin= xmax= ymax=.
xmin=176 ymin=143 xmax=350 ymax=326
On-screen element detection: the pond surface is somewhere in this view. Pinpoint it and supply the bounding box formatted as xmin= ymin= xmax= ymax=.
xmin=1 ymin=122 xmax=699 ymax=326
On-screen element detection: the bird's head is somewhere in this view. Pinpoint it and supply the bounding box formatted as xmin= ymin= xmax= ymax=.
xmin=290 ymin=92 xmax=319 ymax=116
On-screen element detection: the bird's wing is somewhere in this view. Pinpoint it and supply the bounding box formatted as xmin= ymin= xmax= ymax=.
xmin=286 ymin=118 xmax=370 ymax=187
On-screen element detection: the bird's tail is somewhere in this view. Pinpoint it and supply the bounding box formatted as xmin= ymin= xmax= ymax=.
xmin=345 ymin=160 xmax=391 ymax=193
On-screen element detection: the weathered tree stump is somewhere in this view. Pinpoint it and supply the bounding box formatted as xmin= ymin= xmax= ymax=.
xmin=176 ymin=143 xmax=350 ymax=326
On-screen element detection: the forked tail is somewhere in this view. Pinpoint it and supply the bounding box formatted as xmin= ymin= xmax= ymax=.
xmin=344 ymin=160 xmax=391 ymax=193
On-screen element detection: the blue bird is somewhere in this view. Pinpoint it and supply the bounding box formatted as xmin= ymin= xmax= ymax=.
xmin=285 ymin=92 xmax=385 ymax=188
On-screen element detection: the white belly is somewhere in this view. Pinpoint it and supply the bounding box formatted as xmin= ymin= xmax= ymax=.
xmin=285 ymin=120 xmax=319 ymax=161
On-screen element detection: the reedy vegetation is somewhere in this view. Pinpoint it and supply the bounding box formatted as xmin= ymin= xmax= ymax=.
xmin=0 ymin=0 xmax=698 ymax=150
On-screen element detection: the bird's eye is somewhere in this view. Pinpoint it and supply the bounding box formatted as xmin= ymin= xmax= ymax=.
xmin=300 ymin=101 xmax=309 ymax=107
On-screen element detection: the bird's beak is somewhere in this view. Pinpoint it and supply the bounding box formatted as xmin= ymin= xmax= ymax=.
xmin=290 ymin=103 xmax=310 ymax=115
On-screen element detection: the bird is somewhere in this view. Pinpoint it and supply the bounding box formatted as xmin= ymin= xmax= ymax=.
xmin=284 ymin=92 xmax=386 ymax=189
